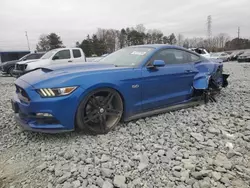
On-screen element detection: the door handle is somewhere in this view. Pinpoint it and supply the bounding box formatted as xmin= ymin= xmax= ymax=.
xmin=68 ymin=60 xmax=72 ymax=62
xmin=185 ymin=70 xmax=193 ymax=73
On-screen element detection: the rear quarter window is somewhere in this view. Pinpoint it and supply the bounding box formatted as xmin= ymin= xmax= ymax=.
xmin=73 ymin=49 xmax=81 ymax=58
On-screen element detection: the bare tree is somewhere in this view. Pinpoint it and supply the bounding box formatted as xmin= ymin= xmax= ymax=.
xmin=217 ymin=33 xmax=230 ymax=49
xmin=96 ymin=28 xmax=119 ymax=53
xmin=177 ymin=34 xmax=184 ymax=46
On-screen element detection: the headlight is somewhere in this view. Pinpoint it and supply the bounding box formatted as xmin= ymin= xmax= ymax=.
xmin=37 ymin=86 xmax=77 ymax=97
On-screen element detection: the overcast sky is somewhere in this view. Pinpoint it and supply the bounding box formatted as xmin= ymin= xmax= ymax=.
xmin=0 ymin=0 xmax=249 ymax=51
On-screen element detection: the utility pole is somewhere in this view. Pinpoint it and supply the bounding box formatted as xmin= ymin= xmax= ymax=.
xmin=207 ymin=15 xmax=212 ymax=50
xmin=25 ymin=31 xmax=31 ymax=51
xmin=237 ymin=27 xmax=240 ymax=39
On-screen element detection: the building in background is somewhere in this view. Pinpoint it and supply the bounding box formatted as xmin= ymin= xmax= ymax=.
xmin=0 ymin=50 xmax=30 ymax=63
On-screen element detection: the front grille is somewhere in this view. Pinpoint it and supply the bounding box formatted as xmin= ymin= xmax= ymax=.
xmin=15 ymin=85 xmax=30 ymax=103
xmin=15 ymin=64 xmax=27 ymax=71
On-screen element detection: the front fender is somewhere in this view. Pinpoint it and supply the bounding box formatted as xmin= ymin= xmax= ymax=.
xmin=193 ymin=73 xmax=211 ymax=90
xmin=77 ymin=83 xmax=122 ymax=103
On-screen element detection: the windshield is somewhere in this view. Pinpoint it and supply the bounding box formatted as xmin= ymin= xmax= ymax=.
xmin=19 ymin=53 xmax=30 ymax=61
xmin=211 ymin=53 xmax=220 ymax=57
xmin=99 ymin=47 xmax=153 ymax=67
xmin=40 ymin=49 xmax=57 ymax=59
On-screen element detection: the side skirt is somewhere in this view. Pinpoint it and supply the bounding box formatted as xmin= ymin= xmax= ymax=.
xmin=124 ymin=99 xmax=204 ymax=122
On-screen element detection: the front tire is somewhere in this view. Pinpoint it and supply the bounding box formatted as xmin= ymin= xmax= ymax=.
xmin=8 ymin=67 xmax=14 ymax=77
xmin=76 ymin=88 xmax=123 ymax=134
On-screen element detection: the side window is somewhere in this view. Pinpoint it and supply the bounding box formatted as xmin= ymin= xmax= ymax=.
xmin=150 ymin=49 xmax=201 ymax=65
xmin=185 ymin=51 xmax=200 ymax=62
xmin=73 ymin=49 xmax=81 ymax=58
xmin=26 ymin=54 xmax=37 ymax=60
xmin=150 ymin=49 xmax=189 ymax=65
xmin=54 ymin=50 xmax=71 ymax=60
xmin=173 ymin=50 xmax=185 ymax=63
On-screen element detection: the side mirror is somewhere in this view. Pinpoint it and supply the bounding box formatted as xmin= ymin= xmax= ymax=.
xmin=152 ymin=60 xmax=165 ymax=67
xmin=52 ymin=55 xmax=59 ymax=60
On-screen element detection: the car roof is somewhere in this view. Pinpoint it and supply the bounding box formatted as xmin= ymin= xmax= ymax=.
xmin=52 ymin=47 xmax=81 ymax=51
xmin=31 ymin=52 xmax=45 ymax=54
xmin=43 ymin=48 xmax=81 ymax=53
xmin=128 ymin=44 xmax=187 ymax=50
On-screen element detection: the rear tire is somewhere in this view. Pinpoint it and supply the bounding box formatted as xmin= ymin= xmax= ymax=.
xmin=76 ymin=88 xmax=123 ymax=135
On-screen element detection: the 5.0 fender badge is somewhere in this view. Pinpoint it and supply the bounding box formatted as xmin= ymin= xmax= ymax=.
xmin=132 ymin=84 xmax=139 ymax=88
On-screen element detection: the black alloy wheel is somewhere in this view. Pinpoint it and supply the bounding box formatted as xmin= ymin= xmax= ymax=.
xmin=76 ymin=88 xmax=123 ymax=134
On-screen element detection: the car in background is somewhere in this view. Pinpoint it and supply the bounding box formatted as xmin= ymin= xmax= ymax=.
xmin=189 ymin=48 xmax=210 ymax=59
xmin=13 ymin=48 xmax=86 ymax=77
xmin=0 ymin=52 xmax=45 ymax=76
xmin=228 ymin=51 xmax=244 ymax=61
xmin=210 ymin=52 xmax=230 ymax=62
xmin=11 ymin=44 xmax=229 ymax=134
xmin=238 ymin=51 xmax=250 ymax=62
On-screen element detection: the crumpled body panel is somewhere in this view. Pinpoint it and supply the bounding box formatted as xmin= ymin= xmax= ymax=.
xmin=193 ymin=64 xmax=229 ymax=90
xmin=193 ymin=73 xmax=211 ymax=90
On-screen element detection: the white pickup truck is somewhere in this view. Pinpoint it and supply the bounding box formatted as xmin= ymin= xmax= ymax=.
xmin=13 ymin=48 xmax=86 ymax=77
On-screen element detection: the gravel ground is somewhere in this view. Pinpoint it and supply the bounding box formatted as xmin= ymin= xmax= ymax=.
xmin=0 ymin=62 xmax=250 ymax=188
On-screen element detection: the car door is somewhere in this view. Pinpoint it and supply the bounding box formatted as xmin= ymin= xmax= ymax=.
xmin=52 ymin=49 xmax=72 ymax=64
xmin=141 ymin=48 xmax=198 ymax=111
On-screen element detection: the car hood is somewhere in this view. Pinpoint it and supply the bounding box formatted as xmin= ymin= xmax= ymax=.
xmin=18 ymin=63 xmax=131 ymax=87
xmin=1 ymin=60 xmax=19 ymax=66
xmin=17 ymin=59 xmax=40 ymax=64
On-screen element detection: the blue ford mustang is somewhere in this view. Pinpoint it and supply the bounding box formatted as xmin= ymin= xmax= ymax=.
xmin=11 ymin=45 xmax=229 ymax=134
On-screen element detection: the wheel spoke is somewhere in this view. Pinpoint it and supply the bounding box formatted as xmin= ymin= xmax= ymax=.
xmin=99 ymin=115 xmax=106 ymax=132
xmin=84 ymin=112 xmax=99 ymax=123
xmin=90 ymin=95 xmax=100 ymax=108
xmin=106 ymin=108 xmax=121 ymax=117
xmin=102 ymin=93 xmax=115 ymax=107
